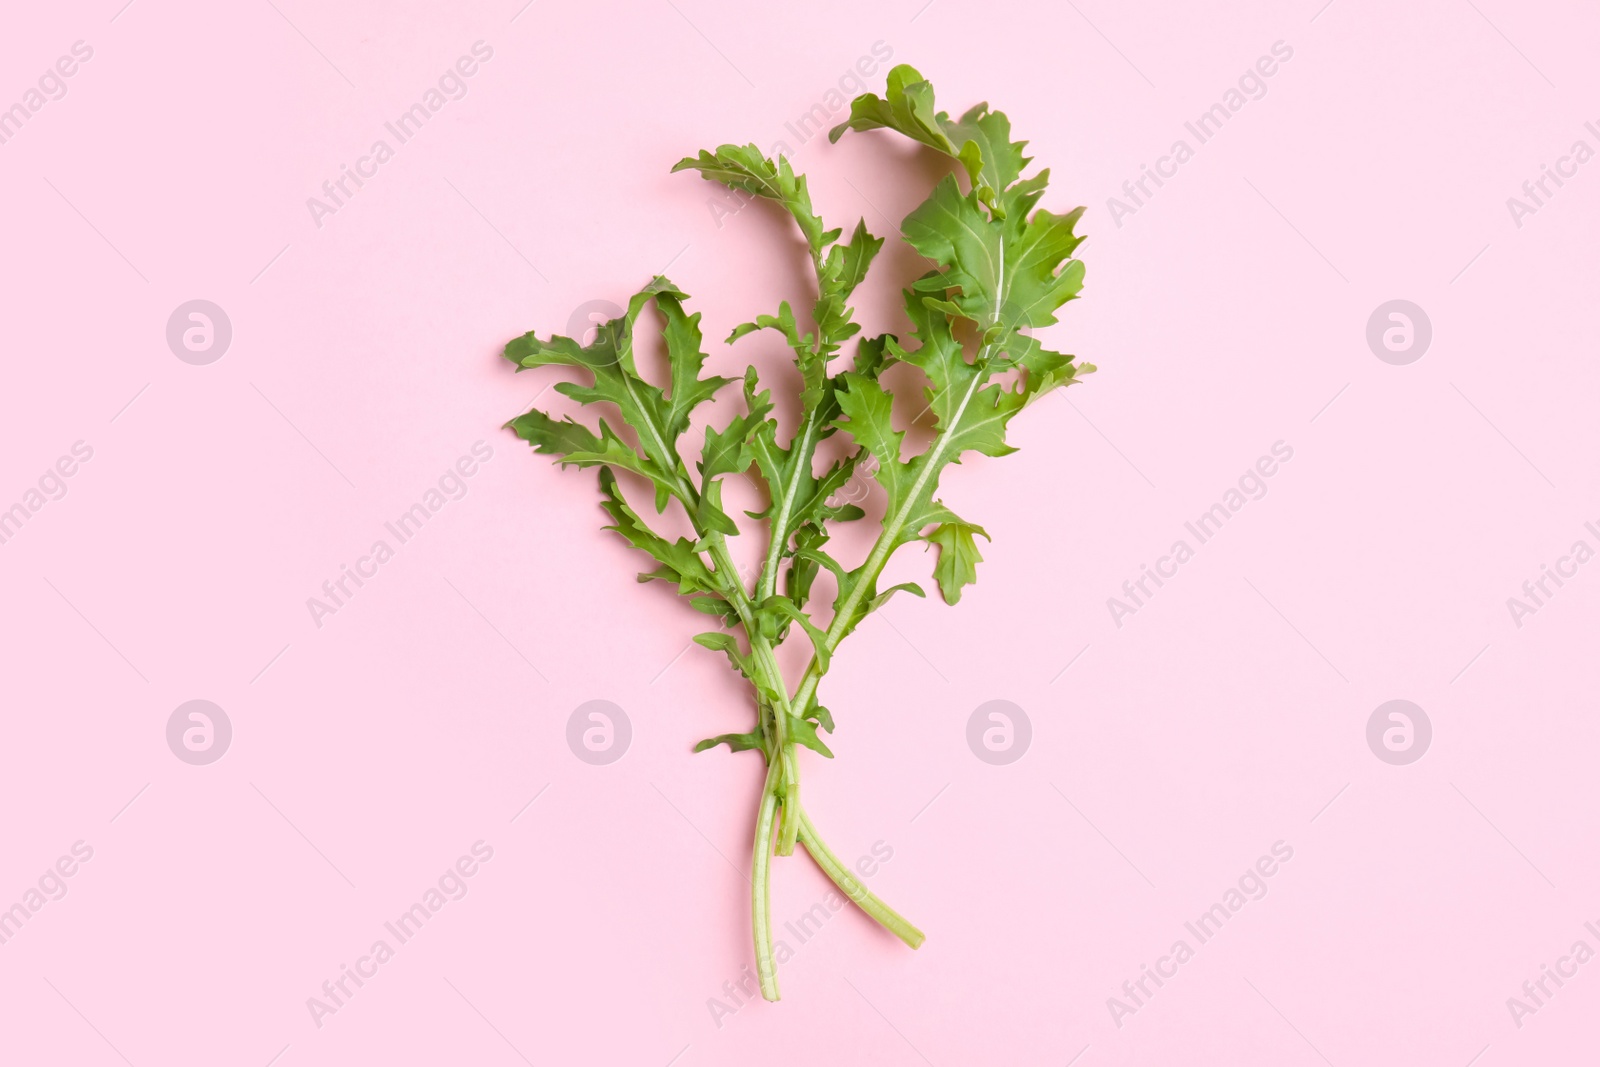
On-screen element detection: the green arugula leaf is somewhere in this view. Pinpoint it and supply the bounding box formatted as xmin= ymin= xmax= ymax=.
xmin=503 ymin=406 xmax=603 ymax=459
xmin=729 ymin=302 xmax=827 ymax=412
xmin=999 ymin=332 xmax=1097 ymax=401
xmin=828 ymin=64 xmax=1032 ymax=214
xmin=902 ymin=177 xmax=1086 ymax=333
xmin=785 ymin=523 xmax=831 ymax=613
xmin=786 ymin=713 xmax=834 ymax=758
xmin=646 ymin=282 xmax=736 ymax=441
xmin=695 ymin=367 xmax=771 ymax=536
xmin=867 ymin=581 xmax=927 ymax=612
xmin=506 ymin=276 xmax=734 ymax=507
xmin=673 ymin=145 xmax=828 ymax=252
xmin=597 ymin=468 xmax=717 ymax=598
xmin=828 ymin=65 xmax=954 ymax=163
xmin=804 ymin=704 xmax=834 ymax=733
xmin=833 ymin=372 xmax=915 ymax=516
xmin=506 ymin=408 xmax=673 ymax=492
xmin=687 ymin=594 xmax=741 ymax=626
xmin=693 ymin=630 xmax=753 ymax=677
xmin=942 ymin=103 xmax=1028 ymax=195
xmin=694 ymin=730 xmax=766 ymax=754
xmin=927 ymin=521 xmax=988 ymax=604
xmin=759 ymin=595 xmax=831 ymax=675
xmin=812 ymin=220 xmax=883 ymax=362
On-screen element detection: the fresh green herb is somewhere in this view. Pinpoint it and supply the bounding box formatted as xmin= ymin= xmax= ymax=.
xmin=503 ymin=65 xmax=1092 ymax=1001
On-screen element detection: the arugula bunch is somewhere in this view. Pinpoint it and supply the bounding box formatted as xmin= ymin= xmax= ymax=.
xmin=504 ymin=65 xmax=1091 ymax=1001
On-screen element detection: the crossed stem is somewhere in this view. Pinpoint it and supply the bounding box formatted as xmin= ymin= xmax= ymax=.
xmin=743 ymin=630 xmax=924 ymax=1001
xmin=670 ymin=233 xmax=929 ymax=1002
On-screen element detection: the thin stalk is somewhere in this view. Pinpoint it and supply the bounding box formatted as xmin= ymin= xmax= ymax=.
xmin=775 ymin=767 xmax=801 ymax=856
xmin=744 ymin=636 xmax=802 ymax=855
xmin=667 ymin=467 xmax=808 ymax=967
xmin=655 ymin=449 xmax=754 ymax=616
xmin=786 ymin=360 xmax=992 ymax=716
xmin=757 ymin=410 xmax=821 ymax=604
xmin=751 ymin=241 xmax=869 ymax=854
xmin=665 ymin=470 xmax=802 ymax=951
xmin=797 ymin=810 xmax=924 ymax=949
xmin=752 ymin=758 xmax=782 ymax=1001
xmin=788 ymin=242 xmax=1010 ymax=713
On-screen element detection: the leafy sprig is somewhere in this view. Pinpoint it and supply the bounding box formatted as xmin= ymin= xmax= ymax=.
xmin=504 ymin=64 xmax=1092 ymax=1002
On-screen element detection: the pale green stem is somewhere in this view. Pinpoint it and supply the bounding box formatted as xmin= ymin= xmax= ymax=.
xmin=747 ymin=636 xmax=803 ymax=855
xmin=752 ymin=758 xmax=782 ymax=1001
xmin=786 ymin=361 xmax=992 ymax=716
xmin=757 ymin=411 xmax=820 ymax=604
xmin=798 ymin=810 xmax=924 ymax=949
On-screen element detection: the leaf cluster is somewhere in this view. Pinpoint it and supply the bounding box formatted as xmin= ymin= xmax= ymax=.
xmin=504 ymin=64 xmax=1093 ymax=757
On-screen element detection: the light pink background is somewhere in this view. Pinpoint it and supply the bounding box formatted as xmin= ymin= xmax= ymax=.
xmin=3 ymin=0 xmax=1598 ymax=1063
